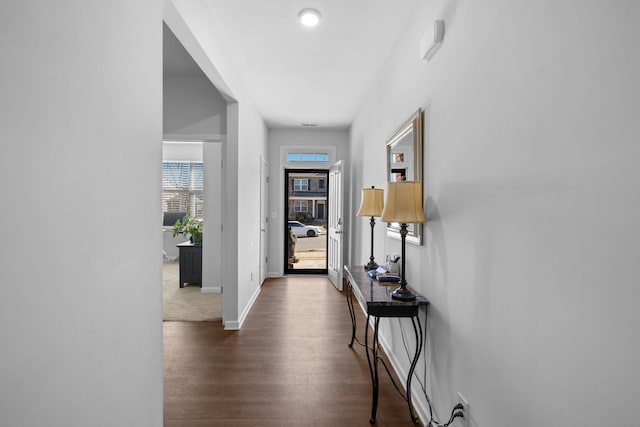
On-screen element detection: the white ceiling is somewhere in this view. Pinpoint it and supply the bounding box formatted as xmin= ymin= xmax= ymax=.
xmin=164 ymin=0 xmax=423 ymax=129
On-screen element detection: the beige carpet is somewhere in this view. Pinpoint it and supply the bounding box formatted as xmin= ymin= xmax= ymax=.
xmin=163 ymin=261 xmax=222 ymax=321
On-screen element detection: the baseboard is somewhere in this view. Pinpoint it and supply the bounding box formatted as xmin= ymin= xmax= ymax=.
xmin=224 ymin=283 xmax=262 ymax=330
xmin=200 ymin=286 xmax=222 ymax=293
xmin=224 ymin=320 xmax=240 ymax=330
xmin=267 ymin=271 xmax=281 ymax=278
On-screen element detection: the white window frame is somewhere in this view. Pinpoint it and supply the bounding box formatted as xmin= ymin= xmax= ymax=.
xmin=293 ymin=179 xmax=309 ymax=191
xmin=294 ymin=200 xmax=308 ymax=212
xmin=281 ymin=146 xmax=337 ymax=168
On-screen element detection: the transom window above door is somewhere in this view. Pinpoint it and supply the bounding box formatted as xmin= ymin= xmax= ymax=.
xmin=281 ymin=146 xmax=336 ymax=167
xmin=286 ymin=152 xmax=329 ymax=163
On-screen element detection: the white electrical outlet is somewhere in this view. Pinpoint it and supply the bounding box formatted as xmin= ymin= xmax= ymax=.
xmin=457 ymin=392 xmax=469 ymax=427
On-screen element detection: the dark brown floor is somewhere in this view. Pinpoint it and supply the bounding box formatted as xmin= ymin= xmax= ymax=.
xmin=164 ymin=276 xmax=421 ymax=426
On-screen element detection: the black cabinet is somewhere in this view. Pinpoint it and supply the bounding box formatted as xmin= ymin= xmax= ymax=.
xmin=177 ymin=242 xmax=202 ymax=288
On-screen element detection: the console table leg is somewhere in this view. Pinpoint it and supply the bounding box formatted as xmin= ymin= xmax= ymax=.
xmin=346 ymin=283 xmax=357 ymax=347
xmin=366 ymin=315 xmax=381 ymax=424
xmin=407 ymin=315 xmax=424 ymax=424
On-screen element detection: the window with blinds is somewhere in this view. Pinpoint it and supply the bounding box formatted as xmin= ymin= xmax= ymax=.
xmin=162 ymin=162 xmax=203 ymax=219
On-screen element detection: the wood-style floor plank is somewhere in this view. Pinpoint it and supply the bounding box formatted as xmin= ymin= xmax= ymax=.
xmin=164 ymin=276 xmax=421 ymax=426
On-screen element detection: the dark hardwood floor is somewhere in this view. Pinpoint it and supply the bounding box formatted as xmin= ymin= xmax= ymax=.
xmin=164 ymin=276 xmax=421 ymax=426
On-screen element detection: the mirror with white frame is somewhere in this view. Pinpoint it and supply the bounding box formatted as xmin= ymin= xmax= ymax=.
xmin=386 ymin=108 xmax=424 ymax=245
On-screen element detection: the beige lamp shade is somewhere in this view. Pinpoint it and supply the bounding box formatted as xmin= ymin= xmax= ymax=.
xmin=357 ymin=187 xmax=384 ymax=217
xmin=381 ymin=181 xmax=426 ymax=224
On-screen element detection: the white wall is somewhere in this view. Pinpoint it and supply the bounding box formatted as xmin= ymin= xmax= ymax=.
xmin=235 ymin=103 xmax=269 ymax=323
xmin=165 ymin=0 xmax=268 ymax=329
xmin=267 ymin=128 xmax=349 ymax=276
xmin=163 ymin=75 xmax=227 ymax=137
xmin=0 ymin=1 xmax=162 ymax=426
xmin=202 ymin=142 xmax=222 ymax=292
xmin=349 ymin=1 xmax=640 ymax=426
xmin=162 ymin=141 xmax=204 ymax=162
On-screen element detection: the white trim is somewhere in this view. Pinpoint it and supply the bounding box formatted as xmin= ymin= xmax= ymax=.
xmin=200 ymin=286 xmax=221 ymax=293
xmin=280 ymin=145 xmax=337 ymax=167
xmin=224 ymin=282 xmax=262 ymax=330
xmin=162 ymin=141 xmax=203 ymax=162
xmin=163 ymin=133 xmax=225 ymax=142
xmin=224 ymin=320 xmax=240 ymax=330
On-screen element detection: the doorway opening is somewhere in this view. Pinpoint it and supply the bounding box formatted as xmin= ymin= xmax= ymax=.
xmin=285 ymin=169 xmax=329 ymax=274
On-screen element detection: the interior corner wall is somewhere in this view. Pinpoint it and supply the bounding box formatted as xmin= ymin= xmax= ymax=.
xmin=165 ymin=0 xmax=269 ymax=329
xmin=222 ymin=102 xmax=240 ymax=326
xmin=163 ymin=74 xmax=227 ymax=137
xmin=267 ymin=128 xmax=349 ymax=276
xmin=349 ymin=1 xmax=640 ymax=426
xmin=202 ymin=142 xmax=223 ymax=291
xmin=0 ymin=1 xmax=163 ymax=426
xmin=234 ymin=103 xmax=269 ymax=325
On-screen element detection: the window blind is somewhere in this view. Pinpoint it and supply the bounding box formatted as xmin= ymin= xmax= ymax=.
xmin=162 ymin=162 xmax=203 ymax=219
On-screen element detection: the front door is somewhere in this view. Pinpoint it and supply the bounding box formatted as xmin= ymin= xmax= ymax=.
xmin=327 ymin=161 xmax=344 ymax=290
xmin=284 ymin=169 xmax=328 ymax=274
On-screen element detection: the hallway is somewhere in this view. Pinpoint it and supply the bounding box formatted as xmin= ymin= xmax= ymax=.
xmin=163 ymin=276 xmax=420 ymax=426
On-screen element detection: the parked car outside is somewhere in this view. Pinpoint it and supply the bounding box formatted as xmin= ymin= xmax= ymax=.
xmin=288 ymin=221 xmax=322 ymax=237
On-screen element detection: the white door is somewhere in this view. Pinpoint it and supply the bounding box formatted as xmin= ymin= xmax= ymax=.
xmin=328 ymin=161 xmax=344 ymax=290
xmin=259 ymin=157 xmax=269 ymax=285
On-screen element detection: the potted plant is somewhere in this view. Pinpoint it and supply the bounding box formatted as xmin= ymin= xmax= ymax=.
xmin=172 ymin=216 xmax=203 ymax=245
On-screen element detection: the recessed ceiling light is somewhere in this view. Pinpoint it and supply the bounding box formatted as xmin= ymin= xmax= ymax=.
xmin=298 ymin=8 xmax=321 ymax=27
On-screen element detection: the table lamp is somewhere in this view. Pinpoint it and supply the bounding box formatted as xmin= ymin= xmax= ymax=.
xmin=357 ymin=186 xmax=384 ymax=271
xmin=381 ymin=181 xmax=426 ymax=301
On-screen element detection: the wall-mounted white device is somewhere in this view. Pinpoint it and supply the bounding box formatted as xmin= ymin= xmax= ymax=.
xmin=420 ymin=20 xmax=445 ymax=61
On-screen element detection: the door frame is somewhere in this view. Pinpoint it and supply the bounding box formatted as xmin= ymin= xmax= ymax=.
xmin=259 ymin=156 xmax=269 ymax=285
xmin=284 ymin=168 xmax=329 ymax=274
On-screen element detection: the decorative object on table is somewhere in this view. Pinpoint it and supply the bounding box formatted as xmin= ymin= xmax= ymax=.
xmin=357 ymin=186 xmax=385 ymax=270
xmin=378 ymin=272 xmax=401 ymax=282
xmin=385 ymin=254 xmax=401 ymax=275
xmin=381 ymin=181 xmax=426 ymax=301
xmin=367 ymin=266 xmax=389 ymax=279
xmin=172 ymin=215 xmax=203 ymax=245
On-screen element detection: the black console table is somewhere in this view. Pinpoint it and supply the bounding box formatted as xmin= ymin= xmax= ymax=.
xmin=344 ymin=265 xmax=429 ymax=424
xmin=177 ymin=241 xmax=202 ymax=288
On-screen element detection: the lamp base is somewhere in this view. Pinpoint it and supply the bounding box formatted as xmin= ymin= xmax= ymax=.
xmin=391 ymin=285 xmax=417 ymax=302
xmin=364 ymin=260 xmax=378 ymax=271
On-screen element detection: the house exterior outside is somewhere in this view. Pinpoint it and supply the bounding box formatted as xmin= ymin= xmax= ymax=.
xmin=287 ymin=173 xmax=327 ymax=225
